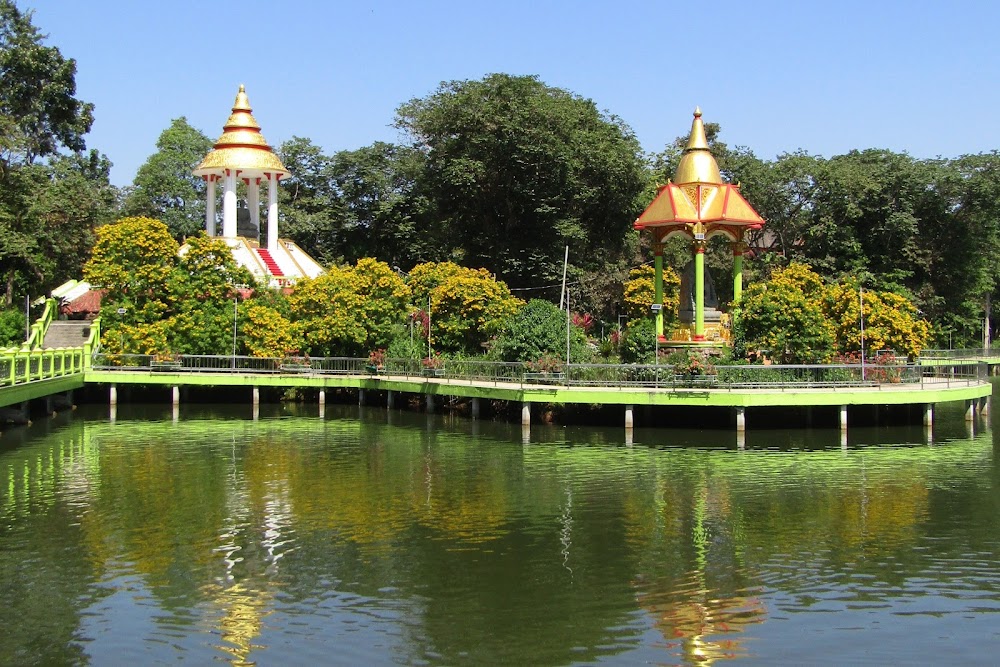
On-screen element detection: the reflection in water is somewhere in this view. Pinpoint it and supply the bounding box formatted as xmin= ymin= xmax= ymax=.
xmin=0 ymin=398 xmax=996 ymax=665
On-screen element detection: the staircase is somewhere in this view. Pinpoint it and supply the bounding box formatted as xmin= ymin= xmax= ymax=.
xmin=256 ymin=248 xmax=284 ymax=277
xmin=43 ymin=321 xmax=91 ymax=349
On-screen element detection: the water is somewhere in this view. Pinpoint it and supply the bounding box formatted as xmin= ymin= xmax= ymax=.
xmin=0 ymin=395 xmax=997 ymax=665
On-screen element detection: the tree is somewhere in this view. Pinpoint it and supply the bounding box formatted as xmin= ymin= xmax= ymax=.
xmin=0 ymin=1 xmax=93 ymax=167
xmin=84 ymin=217 xmax=250 ymax=355
xmin=492 ymin=298 xmax=586 ymax=363
xmin=277 ymin=136 xmax=345 ymax=265
xmin=0 ymin=1 xmax=111 ymax=306
xmin=288 ymin=258 xmax=410 ymax=357
xmin=622 ymin=264 xmax=680 ymax=323
xmin=824 ymin=280 xmax=930 ymax=359
xmin=407 ymin=261 xmax=522 ymax=355
xmin=333 ymin=141 xmax=437 ymax=267
xmin=1 ymin=150 xmax=116 ymax=305
xmin=125 ymin=117 xmax=213 ymax=240
xmin=394 ymin=74 xmax=647 ymax=290
xmin=738 ymin=263 xmax=835 ymax=363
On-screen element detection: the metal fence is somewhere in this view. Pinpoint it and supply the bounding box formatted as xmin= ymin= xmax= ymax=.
xmin=86 ymin=353 xmax=987 ymax=389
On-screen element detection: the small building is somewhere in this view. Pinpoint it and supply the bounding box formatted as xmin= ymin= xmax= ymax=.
xmin=191 ymin=85 xmax=323 ymax=287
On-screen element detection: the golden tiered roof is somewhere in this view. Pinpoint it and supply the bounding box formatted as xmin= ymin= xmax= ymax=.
xmin=193 ymin=85 xmax=289 ymax=177
xmin=634 ymin=108 xmax=763 ymax=240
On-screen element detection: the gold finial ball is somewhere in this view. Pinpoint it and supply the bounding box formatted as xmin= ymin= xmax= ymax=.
xmin=694 ymin=106 xmax=702 ymax=118
xmin=239 ymin=84 xmax=246 ymax=93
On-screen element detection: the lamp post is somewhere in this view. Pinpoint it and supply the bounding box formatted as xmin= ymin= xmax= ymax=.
xmin=650 ymin=303 xmax=662 ymax=387
xmin=859 ymin=286 xmax=865 ymax=381
xmin=232 ymin=295 xmax=238 ymax=369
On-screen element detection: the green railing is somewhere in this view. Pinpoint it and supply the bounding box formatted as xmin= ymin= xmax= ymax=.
xmin=0 ymin=347 xmax=87 ymax=387
xmin=88 ymin=354 xmax=986 ymax=389
xmin=20 ymin=297 xmax=58 ymax=351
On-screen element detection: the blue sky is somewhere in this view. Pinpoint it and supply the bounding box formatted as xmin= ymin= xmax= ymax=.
xmin=21 ymin=0 xmax=1000 ymax=187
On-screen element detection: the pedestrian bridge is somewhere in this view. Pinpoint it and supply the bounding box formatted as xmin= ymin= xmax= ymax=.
xmin=0 ymin=346 xmax=993 ymax=432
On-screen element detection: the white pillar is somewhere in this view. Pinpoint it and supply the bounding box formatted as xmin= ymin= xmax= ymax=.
xmin=223 ymin=170 xmax=237 ymax=238
xmin=426 ymin=393 xmax=435 ymax=412
xmin=206 ymin=177 xmax=216 ymax=236
xmin=521 ymin=402 xmax=531 ymax=426
xmin=735 ymin=407 xmax=746 ymax=432
xmin=248 ymin=179 xmax=260 ymax=233
xmin=110 ymin=384 xmax=117 ymax=406
xmin=624 ymin=404 xmax=634 ymax=429
xmin=839 ymin=405 xmax=848 ymax=431
xmin=965 ymin=399 xmax=975 ymax=422
xmin=252 ymin=386 xmax=260 ymax=407
xmin=387 ymin=390 xmax=396 ymax=409
xmin=172 ymin=386 xmax=180 ymax=406
xmin=924 ymin=403 xmax=933 ymax=427
xmin=267 ymin=175 xmax=279 ymax=252
xmin=359 ymin=389 xmax=366 ymax=406
xmin=471 ymin=397 xmax=480 ymax=419
xmin=318 ymin=389 xmax=326 ymax=406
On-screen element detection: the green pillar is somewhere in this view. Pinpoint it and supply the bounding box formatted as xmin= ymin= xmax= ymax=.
xmin=733 ymin=242 xmax=744 ymax=303
xmin=694 ymin=240 xmax=705 ymax=340
xmin=653 ymin=245 xmax=664 ymax=338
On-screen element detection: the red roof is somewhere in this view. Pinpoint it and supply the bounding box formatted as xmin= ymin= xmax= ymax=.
xmin=61 ymin=289 xmax=105 ymax=315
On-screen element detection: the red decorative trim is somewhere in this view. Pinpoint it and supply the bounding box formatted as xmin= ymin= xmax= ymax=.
xmin=695 ymin=244 xmax=706 ymax=254
xmin=692 ymin=334 xmax=706 ymax=341
xmin=213 ymin=142 xmax=273 ymax=151
xmin=242 ymin=178 xmax=250 ymax=186
xmin=255 ymin=178 xmax=261 ymax=185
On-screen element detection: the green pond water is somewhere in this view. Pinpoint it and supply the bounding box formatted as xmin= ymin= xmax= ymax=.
xmin=0 ymin=394 xmax=998 ymax=665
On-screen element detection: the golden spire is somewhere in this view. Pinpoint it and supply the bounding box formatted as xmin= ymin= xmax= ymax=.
xmin=673 ymin=107 xmax=722 ymax=185
xmin=193 ymin=84 xmax=288 ymax=177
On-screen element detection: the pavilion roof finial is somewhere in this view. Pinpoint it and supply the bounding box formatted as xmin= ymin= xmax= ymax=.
xmin=673 ymin=106 xmax=722 ymax=185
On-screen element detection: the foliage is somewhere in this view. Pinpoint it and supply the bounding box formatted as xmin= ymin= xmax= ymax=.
xmin=395 ymin=73 xmax=646 ymax=290
xmin=124 ymin=117 xmax=213 ymax=240
xmin=276 ymin=136 xmax=346 ymax=265
xmin=84 ymin=217 xmax=251 ymax=355
xmin=83 ymin=216 xmax=178 ymax=320
xmin=0 ymin=3 xmax=113 ymax=307
xmin=289 ymin=257 xmax=410 ymax=356
xmin=620 ymin=317 xmax=656 ymax=364
xmin=241 ymin=302 xmax=297 ymax=358
xmin=739 ymin=263 xmax=835 ymax=363
xmin=408 ymin=261 xmax=522 ymax=354
xmin=492 ymin=298 xmax=585 ymax=363
xmin=0 ymin=307 xmax=24 ymax=346
xmin=0 ymin=1 xmax=93 ymax=164
xmin=623 ymin=264 xmax=680 ymax=323
xmin=673 ymin=351 xmax=714 ymax=377
xmin=824 ymin=281 xmax=930 ymax=359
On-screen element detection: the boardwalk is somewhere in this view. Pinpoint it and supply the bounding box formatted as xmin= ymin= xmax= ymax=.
xmin=1 ymin=349 xmax=992 ymax=431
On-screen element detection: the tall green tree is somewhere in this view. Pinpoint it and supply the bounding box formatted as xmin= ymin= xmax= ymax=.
xmin=277 ymin=136 xmax=345 ymax=265
xmin=394 ymin=73 xmax=647 ymax=291
xmin=0 ymin=1 xmax=112 ymax=307
xmin=0 ymin=1 xmax=93 ymax=167
xmin=125 ymin=117 xmax=212 ymax=240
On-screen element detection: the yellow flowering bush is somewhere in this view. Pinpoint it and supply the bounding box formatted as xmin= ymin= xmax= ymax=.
xmin=623 ymin=264 xmax=680 ymax=322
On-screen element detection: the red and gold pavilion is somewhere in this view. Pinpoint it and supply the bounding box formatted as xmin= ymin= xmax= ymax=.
xmin=634 ymin=108 xmax=764 ymax=344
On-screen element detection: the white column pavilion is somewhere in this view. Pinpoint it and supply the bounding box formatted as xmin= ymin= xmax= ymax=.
xmin=192 ymin=85 xmax=323 ymax=286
